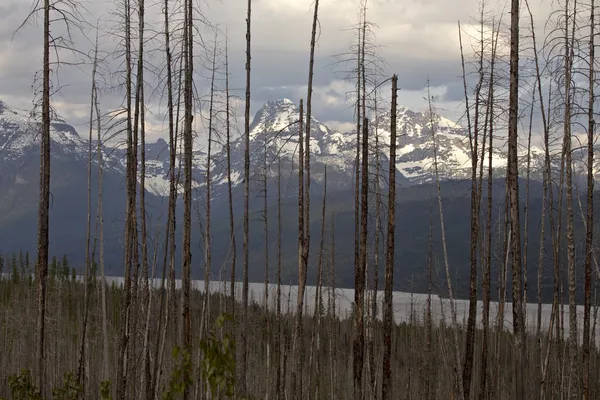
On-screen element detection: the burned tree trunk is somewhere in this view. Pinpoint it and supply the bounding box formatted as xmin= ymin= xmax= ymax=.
xmin=241 ymin=0 xmax=252 ymax=393
xmin=354 ymin=117 xmax=369 ymax=400
xmin=35 ymin=0 xmax=51 ymax=391
xmin=582 ymin=2 xmax=595 ymax=398
xmin=381 ymin=75 xmax=397 ymax=400
xmin=507 ymin=0 xmax=525 ymax=395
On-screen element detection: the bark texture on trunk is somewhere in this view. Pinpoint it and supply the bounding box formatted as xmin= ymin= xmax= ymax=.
xmin=507 ymin=0 xmax=525 ymax=396
xmin=241 ymin=0 xmax=252 ymax=393
xmin=582 ymin=2 xmax=595 ymax=398
xmin=381 ymin=75 xmax=397 ymax=400
xmin=36 ymin=0 xmax=51 ymax=391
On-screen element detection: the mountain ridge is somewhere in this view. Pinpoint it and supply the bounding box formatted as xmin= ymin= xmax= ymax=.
xmin=0 ymin=97 xmax=566 ymax=197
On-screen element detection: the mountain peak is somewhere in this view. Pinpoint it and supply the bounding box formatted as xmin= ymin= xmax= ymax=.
xmin=250 ymin=99 xmax=300 ymax=137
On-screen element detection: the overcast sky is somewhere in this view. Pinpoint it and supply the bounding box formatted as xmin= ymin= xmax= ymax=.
xmin=0 ymin=0 xmax=553 ymax=147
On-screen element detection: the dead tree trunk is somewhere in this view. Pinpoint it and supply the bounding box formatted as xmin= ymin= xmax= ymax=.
xmin=369 ymin=92 xmax=382 ymax=398
xmin=152 ymin=0 xmax=177 ymax=394
xmin=117 ymin=0 xmax=135 ymax=395
xmin=241 ymin=0 xmax=252 ymax=393
xmin=478 ymin=20 xmax=498 ymax=400
xmin=460 ymin=17 xmax=480 ymax=398
xmin=329 ymin=213 xmax=337 ymax=400
xmin=582 ymin=2 xmax=595 ymax=398
xmin=425 ymin=217 xmax=433 ymax=400
xmin=181 ymin=0 xmax=194 ymax=397
xmin=354 ymin=117 xmax=369 ymax=400
xmin=562 ymin=1 xmax=578 ymax=396
xmin=77 ymin=31 xmax=100 ymax=389
xmin=137 ymin=0 xmax=151 ymax=393
xmin=507 ymin=0 xmax=525 ymax=395
xmin=262 ymin=132 xmax=271 ymax=400
xmin=294 ymin=99 xmax=305 ymax=400
xmin=429 ymin=81 xmax=464 ymax=400
xmin=204 ymin=34 xmax=218 ymax=336
xmin=275 ymin=158 xmax=282 ymax=400
xmin=381 ymin=75 xmax=397 ymax=400
xmin=225 ymin=37 xmax=237 ymax=324
xmin=35 ymin=0 xmax=51 ymax=391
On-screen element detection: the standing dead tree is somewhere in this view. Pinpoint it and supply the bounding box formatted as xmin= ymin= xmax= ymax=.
xmin=582 ymin=1 xmax=595 ymax=398
xmin=507 ymin=0 xmax=525 ymax=396
xmin=241 ymin=0 xmax=252 ymax=393
xmin=77 ymin=28 xmax=101 ymax=391
xmin=428 ymin=80 xmax=464 ymax=400
xmin=152 ymin=0 xmax=178 ymax=394
xmin=181 ymin=0 xmax=195 ymax=397
xmin=294 ymin=99 xmax=305 ymax=400
xmin=275 ymin=158 xmax=282 ymax=400
xmin=117 ymin=0 xmax=136 ymax=395
xmin=225 ymin=37 xmax=237 ymax=325
xmin=354 ymin=116 xmax=369 ymax=400
xmin=459 ymin=12 xmax=483 ymax=397
xmin=381 ymin=74 xmax=397 ymax=400
xmin=478 ymin=17 xmax=500 ymax=400
xmin=562 ymin=1 xmax=579 ymax=396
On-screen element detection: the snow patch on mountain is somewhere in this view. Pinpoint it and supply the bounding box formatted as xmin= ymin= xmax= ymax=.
xmin=1 ymin=97 xmax=593 ymax=199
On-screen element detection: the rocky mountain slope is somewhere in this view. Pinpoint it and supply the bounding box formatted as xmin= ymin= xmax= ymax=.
xmin=122 ymin=99 xmax=559 ymax=197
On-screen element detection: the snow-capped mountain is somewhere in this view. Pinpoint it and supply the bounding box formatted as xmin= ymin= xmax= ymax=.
xmin=0 ymin=100 xmax=88 ymax=163
xmin=370 ymin=106 xmax=550 ymax=185
xmin=0 ymin=97 xmax=587 ymax=201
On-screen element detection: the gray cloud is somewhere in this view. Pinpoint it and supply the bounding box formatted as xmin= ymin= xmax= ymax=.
xmin=1 ymin=0 xmax=555 ymax=143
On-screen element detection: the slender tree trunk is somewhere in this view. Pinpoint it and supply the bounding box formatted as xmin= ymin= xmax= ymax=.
xmin=369 ymin=93 xmax=381 ymax=398
xmin=130 ymin=35 xmax=143 ymax=394
xmin=36 ymin=0 xmax=51 ymax=391
xmin=241 ymin=0 xmax=252 ymax=393
xmin=77 ymin=32 xmax=100 ymax=389
xmin=354 ymin=117 xmax=369 ymax=400
xmin=304 ymin=0 xmax=318 ymax=275
xmin=582 ymin=3 xmax=595 ymax=398
xmin=137 ymin=0 xmax=151 ymax=393
xmin=203 ymin=34 xmax=218 ymax=339
xmin=95 ymin=61 xmax=109 ymax=383
xmin=523 ymin=82 xmax=535 ymax=327
xmin=563 ymin=2 xmax=578 ymax=396
xmin=276 ymin=158 xmax=282 ymax=400
xmin=507 ymin=0 xmax=525 ymax=395
xmin=313 ymin=166 xmax=327 ymax=399
xmin=225 ymin=37 xmax=237 ymax=325
xmin=117 ymin=0 xmax=135 ymax=394
xmin=381 ymin=75 xmax=397 ymax=400
xmin=152 ymin=0 xmax=177 ymax=393
xmin=429 ymin=81 xmax=464 ymax=400
xmin=262 ymin=132 xmax=271 ymax=400
xmin=478 ymin=23 xmax=497 ymax=399
xmin=524 ymin=2 xmax=554 ymax=394
xmin=425 ymin=217 xmax=433 ymax=400
xmin=459 ymin=18 xmax=480 ymax=398
xmin=181 ymin=0 xmax=194 ymax=397
xmin=294 ymin=99 xmax=305 ymax=400
xmin=354 ymin=23 xmax=362 ymax=357
xmin=329 ymin=213 xmax=337 ymax=400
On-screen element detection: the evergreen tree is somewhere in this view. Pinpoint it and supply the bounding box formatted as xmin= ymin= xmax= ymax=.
xmin=11 ymin=253 xmax=19 ymax=284
xmin=19 ymin=250 xmax=24 ymax=277
xmin=62 ymin=255 xmax=70 ymax=281
xmin=50 ymin=256 xmax=58 ymax=282
xmin=25 ymin=251 xmax=30 ymax=275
